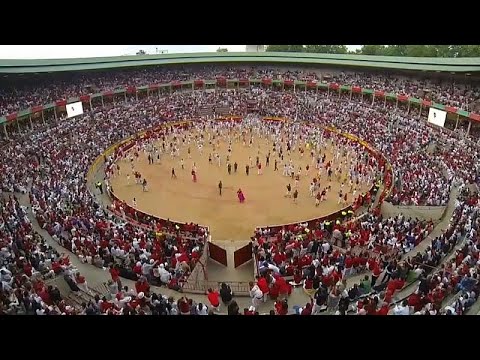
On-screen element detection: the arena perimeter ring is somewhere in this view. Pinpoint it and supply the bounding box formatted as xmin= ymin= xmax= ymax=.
xmin=103 ymin=118 xmax=377 ymax=241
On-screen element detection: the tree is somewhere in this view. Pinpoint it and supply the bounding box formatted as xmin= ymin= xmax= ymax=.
xmin=287 ymin=45 xmax=305 ymax=52
xmin=217 ymin=47 xmax=228 ymax=52
xmin=457 ymin=45 xmax=480 ymax=57
xmin=434 ymin=45 xmax=452 ymax=57
xmin=305 ymin=45 xmax=348 ymax=54
xmin=331 ymin=45 xmax=348 ymax=54
xmin=383 ymin=45 xmax=407 ymax=57
xmin=266 ymin=45 xmax=288 ymax=52
xmin=266 ymin=44 xmax=480 ymax=57
xmin=266 ymin=45 xmax=305 ymax=52
xmin=136 ymin=50 xmax=146 ymax=55
xmin=405 ymin=45 xmax=430 ymax=57
xmin=305 ymin=45 xmax=329 ymax=53
xmin=360 ymin=45 xmax=386 ymax=56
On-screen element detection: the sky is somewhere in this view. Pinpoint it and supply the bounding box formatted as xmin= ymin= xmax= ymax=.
xmin=0 ymin=45 xmax=361 ymax=59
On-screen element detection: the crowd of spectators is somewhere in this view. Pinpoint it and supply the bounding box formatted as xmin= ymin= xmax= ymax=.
xmin=0 ymin=66 xmax=318 ymax=116
xmin=331 ymin=71 xmax=480 ymax=110
xmin=249 ymin=186 xmax=478 ymax=315
xmin=63 ymin=282 xmax=228 ymax=315
xmin=1 ymin=65 xmax=479 ymax=116
xmin=407 ymin=190 xmax=480 ymax=315
xmin=0 ymin=195 xmax=92 ymax=315
xmin=253 ymin=211 xmax=434 ymax=284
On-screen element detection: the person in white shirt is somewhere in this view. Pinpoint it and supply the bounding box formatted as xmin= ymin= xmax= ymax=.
xmin=266 ymin=262 xmax=280 ymax=274
xmin=249 ymin=281 xmax=264 ymax=308
xmin=0 ymin=267 xmax=13 ymax=283
xmin=36 ymin=308 xmax=46 ymax=315
xmin=322 ymin=241 xmax=330 ymax=254
xmin=393 ymin=300 xmax=410 ymax=315
xmin=196 ymin=303 xmax=209 ymax=315
xmin=158 ymin=264 xmax=172 ymax=285
xmin=142 ymin=259 xmax=155 ymax=281
xmin=444 ymin=306 xmax=456 ymax=315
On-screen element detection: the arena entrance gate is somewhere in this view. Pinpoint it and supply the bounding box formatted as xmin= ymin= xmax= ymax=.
xmin=208 ymin=242 xmax=227 ymax=267
xmin=233 ymin=242 xmax=253 ymax=268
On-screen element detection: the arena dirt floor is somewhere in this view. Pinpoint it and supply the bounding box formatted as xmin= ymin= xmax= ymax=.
xmin=109 ymin=124 xmax=371 ymax=241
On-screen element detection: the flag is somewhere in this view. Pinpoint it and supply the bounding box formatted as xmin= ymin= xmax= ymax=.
xmin=470 ymin=113 xmax=480 ymax=122
xmin=6 ymin=113 xmax=17 ymax=121
xmin=32 ymin=105 xmax=44 ymax=113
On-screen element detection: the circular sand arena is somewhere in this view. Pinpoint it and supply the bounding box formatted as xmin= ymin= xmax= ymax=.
xmin=109 ymin=119 xmax=372 ymax=241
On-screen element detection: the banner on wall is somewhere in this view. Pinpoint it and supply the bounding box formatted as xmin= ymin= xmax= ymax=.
xmin=66 ymin=102 xmax=84 ymax=118
xmin=428 ymin=108 xmax=447 ymax=128
xmin=215 ymin=116 xmax=242 ymax=122
xmin=262 ymin=117 xmax=286 ymax=122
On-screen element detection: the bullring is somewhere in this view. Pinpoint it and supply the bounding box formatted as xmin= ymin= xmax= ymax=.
xmin=0 ymin=52 xmax=479 ymax=316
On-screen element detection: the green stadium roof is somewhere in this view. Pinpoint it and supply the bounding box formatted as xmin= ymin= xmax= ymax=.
xmin=1 ymin=52 xmax=480 ymax=74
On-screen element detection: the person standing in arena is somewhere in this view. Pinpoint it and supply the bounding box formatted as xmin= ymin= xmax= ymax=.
xmin=285 ymin=183 xmax=292 ymax=198
xmin=218 ymin=180 xmax=223 ymax=196
xmin=96 ymin=181 xmax=103 ymax=194
xmin=237 ymin=189 xmax=246 ymax=203
xmin=171 ymin=167 xmax=177 ymax=179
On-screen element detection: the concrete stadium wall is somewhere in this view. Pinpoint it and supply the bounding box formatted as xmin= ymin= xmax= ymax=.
xmin=381 ymin=201 xmax=447 ymax=221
